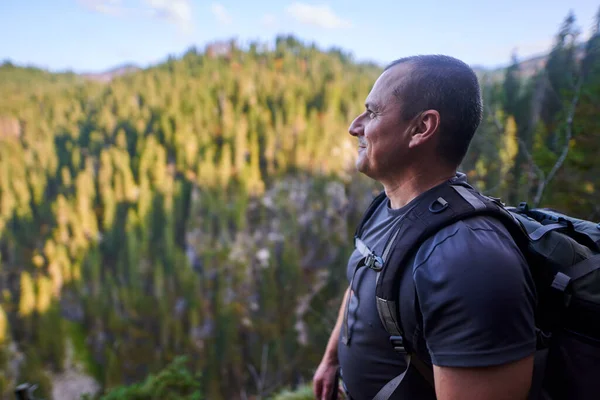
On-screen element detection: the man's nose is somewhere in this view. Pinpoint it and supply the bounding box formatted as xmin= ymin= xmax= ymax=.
xmin=348 ymin=115 xmax=363 ymax=137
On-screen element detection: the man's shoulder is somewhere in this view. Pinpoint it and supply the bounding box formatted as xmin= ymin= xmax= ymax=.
xmin=412 ymin=213 xmax=527 ymax=274
xmin=408 ymin=214 xmax=537 ymax=369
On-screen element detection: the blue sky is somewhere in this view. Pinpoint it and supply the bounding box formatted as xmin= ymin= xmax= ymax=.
xmin=1 ymin=0 xmax=598 ymax=73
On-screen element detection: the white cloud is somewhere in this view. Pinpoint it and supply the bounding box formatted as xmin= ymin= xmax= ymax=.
xmin=261 ymin=13 xmax=277 ymax=28
xmin=77 ymin=0 xmax=193 ymax=34
xmin=211 ymin=3 xmax=232 ymax=25
xmin=286 ymin=2 xmax=351 ymax=29
xmin=144 ymin=0 xmax=193 ymax=33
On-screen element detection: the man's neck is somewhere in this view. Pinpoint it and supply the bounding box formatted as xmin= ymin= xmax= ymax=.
xmin=382 ymin=167 xmax=457 ymax=210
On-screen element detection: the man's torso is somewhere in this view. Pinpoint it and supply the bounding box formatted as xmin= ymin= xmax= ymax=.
xmin=337 ymin=176 xmax=537 ymax=399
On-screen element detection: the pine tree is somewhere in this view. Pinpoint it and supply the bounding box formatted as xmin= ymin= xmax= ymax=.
xmin=18 ymin=272 xmax=36 ymax=317
xmin=0 ymin=304 xmax=8 ymax=345
xmin=541 ymin=11 xmax=581 ymax=144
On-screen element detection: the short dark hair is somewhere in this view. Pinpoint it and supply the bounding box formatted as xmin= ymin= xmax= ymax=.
xmin=384 ymin=55 xmax=483 ymax=167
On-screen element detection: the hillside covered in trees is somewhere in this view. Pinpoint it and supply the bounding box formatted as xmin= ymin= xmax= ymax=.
xmin=0 ymin=9 xmax=599 ymax=400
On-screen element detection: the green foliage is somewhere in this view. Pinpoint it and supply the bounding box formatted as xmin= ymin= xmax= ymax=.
xmin=0 ymin=34 xmax=380 ymax=399
xmin=96 ymin=356 xmax=202 ymax=400
xmin=35 ymin=304 xmax=66 ymax=372
xmin=269 ymin=384 xmax=314 ymax=400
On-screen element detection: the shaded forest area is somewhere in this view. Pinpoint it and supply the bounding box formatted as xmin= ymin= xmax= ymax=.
xmin=0 ymin=9 xmax=599 ymax=400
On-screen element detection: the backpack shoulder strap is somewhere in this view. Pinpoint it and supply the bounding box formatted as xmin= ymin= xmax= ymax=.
xmin=370 ymin=181 xmax=527 ymax=400
xmin=374 ymin=181 xmax=523 ymax=340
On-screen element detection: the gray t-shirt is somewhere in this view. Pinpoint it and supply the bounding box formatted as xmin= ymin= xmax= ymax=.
xmin=337 ymin=174 xmax=537 ymax=399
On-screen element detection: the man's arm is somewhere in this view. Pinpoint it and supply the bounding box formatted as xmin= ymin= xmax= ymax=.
xmin=433 ymin=355 xmax=534 ymax=400
xmin=412 ymin=220 xmax=537 ymax=400
xmin=322 ymin=286 xmax=350 ymax=364
xmin=313 ymin=286 xmax=350 ymax=400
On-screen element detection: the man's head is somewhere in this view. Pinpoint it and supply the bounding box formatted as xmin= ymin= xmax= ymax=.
xmin=348 ymin=54 xmax=482 ymax=182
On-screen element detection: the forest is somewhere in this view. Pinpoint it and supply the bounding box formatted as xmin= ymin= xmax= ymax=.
xmin=0 ymin=8 xmax=598 ymax=400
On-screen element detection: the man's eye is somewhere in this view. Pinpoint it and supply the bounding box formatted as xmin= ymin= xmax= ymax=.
xmin=368 ymin=111 xmax=376 ymax=119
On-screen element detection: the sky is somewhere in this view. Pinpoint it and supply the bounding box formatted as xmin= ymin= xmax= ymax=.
xmin=1 ymin=0 xmax=598 ymax=73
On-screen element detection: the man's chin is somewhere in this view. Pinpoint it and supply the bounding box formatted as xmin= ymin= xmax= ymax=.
xmin=355 ymin=161 xmax=373 ymax=178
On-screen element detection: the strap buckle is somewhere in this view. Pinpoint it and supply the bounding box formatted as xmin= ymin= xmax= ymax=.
xmin=365 ymin=254 xmax=384 ymax=271
xmin=355 ymin=236 xmax=385 ymax=271
xmin=389 ymin=335 xmax=406 ymax=353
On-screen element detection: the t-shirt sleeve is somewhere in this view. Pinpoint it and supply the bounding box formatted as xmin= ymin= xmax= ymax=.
xmin=412 ymin=220 xmax=537 ymax=368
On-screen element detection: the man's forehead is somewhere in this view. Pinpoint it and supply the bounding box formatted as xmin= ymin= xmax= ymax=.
xmin=367 ymin=63 xmax=411 ymax=104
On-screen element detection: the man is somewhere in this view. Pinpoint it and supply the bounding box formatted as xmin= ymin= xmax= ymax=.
xmin=312 ymin=55 xmax=537 ymax=400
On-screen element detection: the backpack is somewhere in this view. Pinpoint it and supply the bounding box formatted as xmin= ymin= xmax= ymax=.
xmin=352 ymin=179 xmax=600 ymax=400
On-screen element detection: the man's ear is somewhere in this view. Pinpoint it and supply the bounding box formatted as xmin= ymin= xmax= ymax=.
xmin=408 ymin=110 xmax=440 ymax=149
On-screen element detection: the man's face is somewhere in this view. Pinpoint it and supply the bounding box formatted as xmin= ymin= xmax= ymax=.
xmin=348 ymin=63 xmax=415 ymax=180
